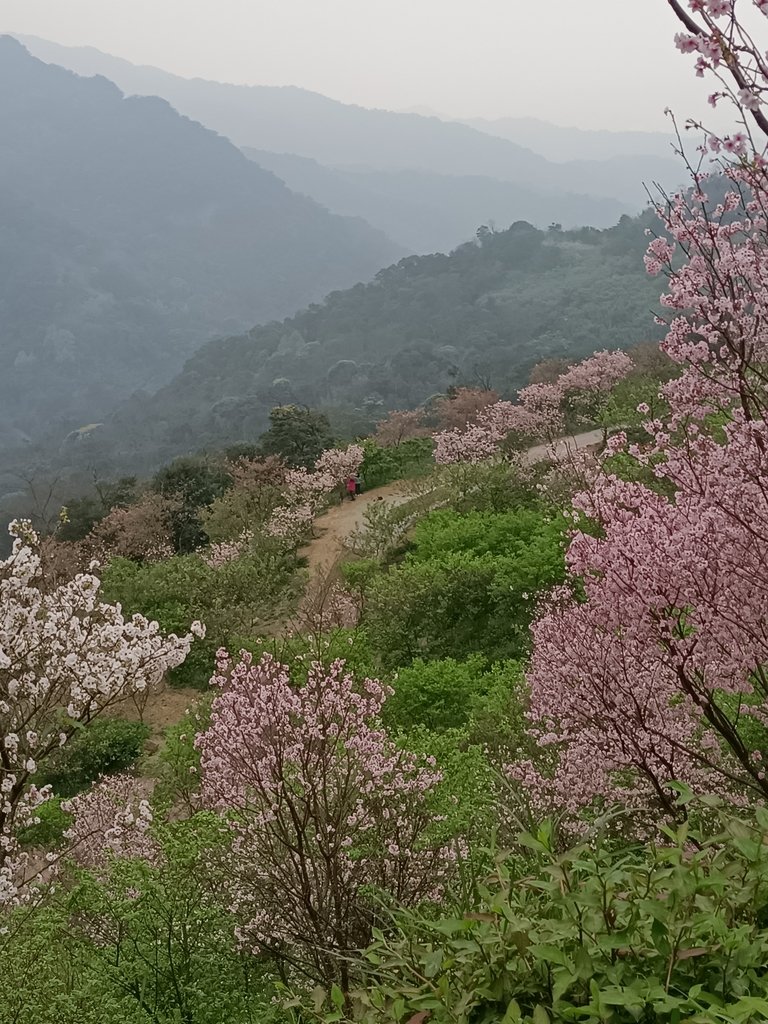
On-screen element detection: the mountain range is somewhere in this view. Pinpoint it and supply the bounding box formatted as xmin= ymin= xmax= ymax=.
xmin=0 ymin=36 xmax=400 ymax=446
xmin=19 ymin=35 xmax=684 ymax=247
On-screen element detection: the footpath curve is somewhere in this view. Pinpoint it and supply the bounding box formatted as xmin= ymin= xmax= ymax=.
xmin=298 ymin=426 xmax=604 ymax=579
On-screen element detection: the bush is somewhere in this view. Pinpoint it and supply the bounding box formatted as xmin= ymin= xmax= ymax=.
xmin=38 ymin=719 xmax=149 ymax=797
xmin=384 ymin=655 xmax=492 ymax=733
xmin=101 ymin=549 xmax=303 ymax=688
xmin=340 ymin=801 xmax=768 ymax=1023
xmin=360 ymin=438 xmax=434 ymax=489
xmin=362 ymin=507 xmax=567 ymax=669
xmin=17 ymin=797 xmax=72 ymax=849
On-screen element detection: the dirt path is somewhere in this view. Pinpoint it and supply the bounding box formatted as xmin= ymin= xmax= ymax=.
xmin=297 ymin=480 xmax=411 ymax=578
xmin=138 ymin=428 xmax=604 ymax=735
xmin=297 ymin=427 xmax=603 ymax=581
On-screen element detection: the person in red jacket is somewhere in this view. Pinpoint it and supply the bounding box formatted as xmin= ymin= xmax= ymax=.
xmin=345 ymin=476 xmax=357 ymax=501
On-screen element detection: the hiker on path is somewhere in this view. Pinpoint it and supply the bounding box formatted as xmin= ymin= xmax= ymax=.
xmin=346 ymin=476 xmax=357 ymax=501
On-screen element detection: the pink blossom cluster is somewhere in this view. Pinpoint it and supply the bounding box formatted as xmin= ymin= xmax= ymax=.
xmin=265 ymin=445 xmax=365 ymax=547
xmin=62 ymin=774 xmax=159 ymax=872
xmin=558 ymin=350 xmax=633 ymax=396
xmin=519 ymin=161 xmax=768 ymax=824
xmin=195 ymin=652 xmax=458 ymax=979
xmin=314 ymin=443 xmax=365 ymax=485
xmin=669 ymin=0 xmax=768 ymax=154
xmin=374 ymin=408 xmax=430 ymax=446
xmin=433 ymin=352 xmax=631 ymax=465
xmin=0 ymin=521 xmax=202 ymax=904
xmin=201 ymin=530 xmax=253 ymax=568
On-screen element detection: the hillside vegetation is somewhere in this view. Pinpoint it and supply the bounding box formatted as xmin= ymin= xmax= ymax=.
xmin=93 ymin=213 xmax=663 ymax=474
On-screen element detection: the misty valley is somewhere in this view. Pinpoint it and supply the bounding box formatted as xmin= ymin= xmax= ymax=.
xmin=2 ymin=6 xmax=768 ymax=1022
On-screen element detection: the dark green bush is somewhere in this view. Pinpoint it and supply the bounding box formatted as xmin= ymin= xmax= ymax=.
xmin=337 ymin=800 xmax=768 ymax=1023
xmin=384 ymin=655 xmax=492 ymax=733
xmin=360 ymin=438 xmax=434 ymax=489
xmin=38 ymin=719 xmax=149 ymax=797
xmin=17 ymin=797 xmax=72 ymax=850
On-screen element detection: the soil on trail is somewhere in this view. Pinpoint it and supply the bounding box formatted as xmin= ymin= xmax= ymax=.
xmin=297 ymin=480 xmax=410 ymax=579
xmin=296 ymin=427 xmax=603 ymax=582
xmin=120 ymin=684 xmax=203 ymax=742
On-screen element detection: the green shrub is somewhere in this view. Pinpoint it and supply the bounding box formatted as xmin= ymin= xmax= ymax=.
xmin=101 ymin=549 xmax=303 ymax=688
xmin=360 ymin=438 xmax=434 ymax=489
xmin=384 ymin=655 xmax=492 ymax=733
xmin=38 ymin=719 xmax=149 ymax=797
xmin=363 ymin=507 xmax=567 ymax=668
xmin=17 ymin=797 xmax=72 ymax=850
xmin=338 ymin=801 xmax=768 ymax=1023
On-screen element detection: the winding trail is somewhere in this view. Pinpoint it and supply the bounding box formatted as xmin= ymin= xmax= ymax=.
xmin=138 ymin=428 xmax=604 ymax=734
xmin=297 ymin=427 xmax=604 ymax=581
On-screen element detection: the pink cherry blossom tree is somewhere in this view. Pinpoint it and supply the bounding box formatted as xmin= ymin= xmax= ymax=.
xmin=558 ymin=350 xmax=634 ymax=441
xmin=432 ymin=353 xmax=632 ymax=466
xmin=513 ymin=7 xmax=768 ymax=828
xmin=62 ymin=774 xmax=160 ymax=872
xmin=0 ymin=521 xmax=202 ymax=904
xmin=373 ymin=409 xmax=429 ymax=447
xmin=196 ymin=651 xmax=457 ymax=990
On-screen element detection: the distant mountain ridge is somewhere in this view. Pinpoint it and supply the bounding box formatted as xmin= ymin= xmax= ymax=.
xmin=243 ymin=149 xmax=630 ymax=253
xmin=18 ymin=35 xmax=683 ymax=216
xmin=0 ymin=36 xmax=401 ymax=445
xmin=462 ymin=116 xmax=676 ymax=163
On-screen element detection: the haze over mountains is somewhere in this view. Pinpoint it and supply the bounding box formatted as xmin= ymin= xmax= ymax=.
xmin=463 ymin=117 xmax=676 ymax=163
xmin=0 ymin=36 xmax=400 ymax=446
xmin=20 ymin=35 xmax=684 ymax=249
xmin=0 ymin=30 xmax=677 ymax=508
xmin=71 ymin=216 xmax=664 ymax=477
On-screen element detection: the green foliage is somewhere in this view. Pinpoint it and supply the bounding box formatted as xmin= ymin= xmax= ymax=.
xmin=101 ymin=549 xmax=302 ymax=688
xmin=155 ymin=704 xmax=211 ymax=812
xmin=258 ymin=405 xmax=335 ymax=468
xmin=152 ymin=455 xmax=233 ymax=552
xmin=384 ymin=655 xmax=493 ymax=733
xmin=360 ymin=438 xmax=434 ymax=489
xmin=397 ymin=726 xmax=498 ymax=854
xmin=17 ymin=796 xmax=72 ymax=850
xmin=0 ymin=905 xmax=139 ymax=1024
xmin=340 ymin=558 xmax=382 ymax=607
xmin=364 ymin=508 xmax=566 ymax=668
xmin=37 ymin=719 xmax=149 ymax=798
xmin=102 ymin=554 xmax=218 ymax=687
xmin=0 ymin=816 xmax=283 ymax=1024
xmin=466 ymin=660 xmax=531 ymax=755
xmin=348 ymin=493 xmax=443 ymax=562
xmin=341 ymin=803 xmax=768 ymax=1024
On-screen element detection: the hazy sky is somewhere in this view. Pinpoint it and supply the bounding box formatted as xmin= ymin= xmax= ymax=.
xmin=0 ymin=0 xmax=728 ymax=131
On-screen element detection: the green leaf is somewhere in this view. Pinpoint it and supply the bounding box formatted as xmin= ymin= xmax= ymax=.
xmin=331 ymin=984 xmax=345 ymax=1009
xmin=651 ymin=917 xmax=670 ymax=954
xmin=532 ymin=1007 xmax=550 ymax=1024
xmin=501 ymin=1000 xmax=522 ymax=1024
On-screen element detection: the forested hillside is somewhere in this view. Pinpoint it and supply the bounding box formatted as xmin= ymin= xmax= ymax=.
xmin=0 ymin=37 xmax=400 ymax=447
xmin=96 ymin=213 xmax=662 ymax=472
